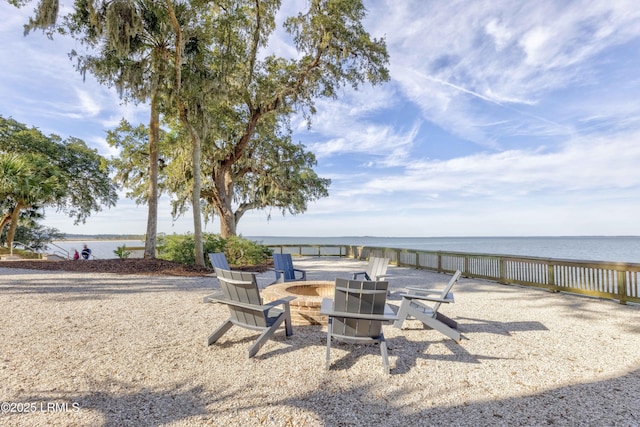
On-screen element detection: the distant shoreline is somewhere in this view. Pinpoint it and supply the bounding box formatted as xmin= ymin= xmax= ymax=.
xmin=59 ymin=234 xmax=640 ymax=240
xmin=60 ymin=236 xmax=145 ymax=241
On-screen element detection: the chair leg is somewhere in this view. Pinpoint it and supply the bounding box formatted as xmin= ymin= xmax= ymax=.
xmin=423 ymin=318 xmax=461 ymax=342
xmin=207 ymin=319 xmax=233 ymax=346
xmin=393 ymin=299 xmax=411 ymax=329
xmin=436 ymin=312 xmax=458 ymax=329
xmin=325 ymin=319 xmax=333 ymax=370
xmin=248 ymin=316 xmax=286 ymax=358
xmin=283 ymin=305 xmax=293 ymax=337
xmin=413 ymin=311 xmax=461 ymax=343
xmin=379 ymin=335 xmax=390 ymax=375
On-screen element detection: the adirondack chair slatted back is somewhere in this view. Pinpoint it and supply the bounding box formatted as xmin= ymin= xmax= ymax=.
xmin=432 ymin=270 xmax=462 ymax=312
xmin=215 ymin=268 xmax=266 ymax=328
xmin=274 ymin=254 xmax=296 ymax=281
xmin=366 ymin=257 xmax=389 ymax=280
xmin=209 ymin=253 xmax=230 ymax=270
xmin=332 ymin=278 xmax=389 ymax=338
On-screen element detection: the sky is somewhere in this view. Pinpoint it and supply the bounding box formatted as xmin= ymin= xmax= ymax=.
xmin=2 ymin=0 xmax=640 ymax=238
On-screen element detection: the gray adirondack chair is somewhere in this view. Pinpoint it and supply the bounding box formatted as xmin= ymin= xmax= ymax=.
xmin=352 ymin=256 xmax=389 ymax=281
xmin=208 ymin=252 xmax=230 ymax=270
xmin=321 ymin=278 xmax=398 ymax=374
xmin=205 ymin=267 xmax=294 ymax=358
xmin=393 ymin=270 xmax=462 ymax=343
xmin=272 ymin=253 xmax=307 ymax=283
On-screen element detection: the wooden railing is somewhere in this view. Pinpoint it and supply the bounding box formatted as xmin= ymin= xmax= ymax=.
xmin=268 ymin=244 xmax=348 ymax=258
xmin=121 ymin=246 xmax=146 ymax=258
xmin=268 ymin=244 xmax=640 ymax=305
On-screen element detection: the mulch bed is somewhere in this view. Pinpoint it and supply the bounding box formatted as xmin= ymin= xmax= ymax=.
xmin=0 ymin=258 xmax=272 ymax=277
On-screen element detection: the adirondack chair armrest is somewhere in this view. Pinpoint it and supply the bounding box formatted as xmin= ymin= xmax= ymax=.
xmin=400 ymin=292 xmax=455 ymax=304
xmin=202 ymin=292 xmax=224 ymax=303
xmin=205 ymin=294 xmax=266 ymax=312
xmin=320 ymin=298 xmax=398 ymax=321
xmin=270 ymin=268 xmax=288 ymax=284
xmin=217 ymin=277 xmax=256 ymax=286
xmin=262 ymin=296 xmax=296 ymax=309
xmin=293 ymin=268 xmax=307 ymax=280
xmin=405 ymin=285 xmax=439 ymax=293
xmin=351 ymin=271 xmax=367 ymax=279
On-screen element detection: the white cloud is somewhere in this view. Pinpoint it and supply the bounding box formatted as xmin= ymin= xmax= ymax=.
xmin=75 ymin=89 xmax=102 ymax=117
xmin=4 ymin=1 xmax=640 ymax=238
xmin=485 ymin=18 xmax=513 ymax=51
xmin=366 ymin=0 xmax=640 ymax=149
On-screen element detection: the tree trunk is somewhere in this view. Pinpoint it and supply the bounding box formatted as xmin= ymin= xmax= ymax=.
xmin=219 ymin=209 xmax=236 ymax=238
xmin=6 ymin=201 xmax=24 ymax=252
xmin=0 ymin=212 xmax=11 ymax=246
xmin=212 ymin=167 xmax=237 ymax=239
xmin=144 ymin=93 xmax=160 ymax=259
xmin=165 ymin=0 xmax=204 ymax=266
xmin=191 ymin=132 xmax=205 ymax=266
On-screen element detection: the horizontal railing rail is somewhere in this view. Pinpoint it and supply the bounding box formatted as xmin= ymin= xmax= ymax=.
xmin=268 ymin=244 xmax=348 ymax=258
xmin=268 ymin=244 xmax=640 ymax=305
xmin=121 ymin=246 xmax=146 ymax=258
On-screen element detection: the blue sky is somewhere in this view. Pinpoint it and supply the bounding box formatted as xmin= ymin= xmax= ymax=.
xmin=2 ymin=0 xmax=640 ymax=237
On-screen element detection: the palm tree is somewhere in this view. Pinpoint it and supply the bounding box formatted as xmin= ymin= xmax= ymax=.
xmin=0 ymin=153 xmax=64 ymax=250
xmin=0 ymin=153 xmax=26 ymax=240
xmin=66 ymin=0 xmax=175 ymax=258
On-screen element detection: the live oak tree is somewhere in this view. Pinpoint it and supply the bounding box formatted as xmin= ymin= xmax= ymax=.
xmin=164 ymin=0 xmax=389 ymax=238
xmin=0 ymin=115 xmax=117 ymax=249
xmin=16 ymin=0 xmax=389 ymax=264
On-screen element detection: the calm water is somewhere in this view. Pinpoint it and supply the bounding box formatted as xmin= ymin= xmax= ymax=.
xmin=50 ymin=240 xmax=144 ymax=260
xmin=249 ymin=236 xmax=640 ymax=264
xmin=51 ymin=236 xmax=640 ymax=263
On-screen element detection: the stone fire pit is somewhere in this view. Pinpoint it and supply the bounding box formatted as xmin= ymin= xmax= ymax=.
xmin=261 ymin=281 xmax=335 ymax=326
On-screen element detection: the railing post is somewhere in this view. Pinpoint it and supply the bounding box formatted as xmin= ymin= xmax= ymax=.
xmin=617 ymin=270 xmax=628 ymax=305
xmin=548 ymin=263 xmax=556 ymax=291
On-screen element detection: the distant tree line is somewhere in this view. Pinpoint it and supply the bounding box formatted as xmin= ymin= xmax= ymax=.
xmin=62 ymin=234 xmax=147 ymax=240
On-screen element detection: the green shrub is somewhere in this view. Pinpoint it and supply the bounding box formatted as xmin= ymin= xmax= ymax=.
xmin=113 ymin=245 xmax=131 ymax=259
xmin=0 ymin=247 xmax=41 ymax=259
xmin=202 ymin=234 xmax=226 ymax=260
xmin=157 ymin=233 xmax=270 ymax=267
xmin=224 ymin=235 xmax=271 ymax=266
xmin=158 ymin=233 xmax=197 ymax=265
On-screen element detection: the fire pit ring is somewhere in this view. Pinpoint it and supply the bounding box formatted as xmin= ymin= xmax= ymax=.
xmin=262 ymin=281 xmax=335 ymax=326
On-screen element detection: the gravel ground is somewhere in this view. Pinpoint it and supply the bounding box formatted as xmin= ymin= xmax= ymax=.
xmin=1 ymin=257 xmax=640 ymax=426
